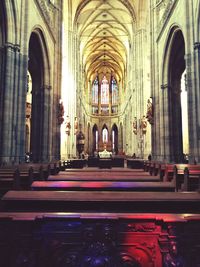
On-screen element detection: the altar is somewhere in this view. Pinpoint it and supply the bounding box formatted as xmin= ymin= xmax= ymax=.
xmin=98 ymin=149 xmax=112 ymax=168
xmin=98 ymin=149 xmax=112 ymax=159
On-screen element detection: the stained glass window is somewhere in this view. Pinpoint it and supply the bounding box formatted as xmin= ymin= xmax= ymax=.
xmin=111 ymin=77 xmax=118 ymax=105
xmin=101 ymin=76 xmax=109 ymax=104
xmin=92 ymin=77 xmax=99 ymax=104
xmin=102 ymin=128 xmax=108 ymax=143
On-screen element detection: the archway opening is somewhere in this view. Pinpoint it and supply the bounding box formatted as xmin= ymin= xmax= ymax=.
xmin=180 ymin=69 xmax=189 ymax=158
xmin=25 ymin=71 xmax=32 ymax=155
xmin=168 ymin=29 xmax=186 ymax=162
xmin=92 ymin=124 xmax=98 ymax=153
xmin=28 ymin=32 xmax=44 ymax=162
xmin=112 ymin=124 xmax=118 ymax=154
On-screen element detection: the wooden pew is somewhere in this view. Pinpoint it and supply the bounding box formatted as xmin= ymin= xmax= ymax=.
xmin=49 ymin=161 xmax=61 ymax=175
xmin=1 ymin=195 xmax=200 ymax=266
xmin=166 ymin=164 xmax=200 ymax=191
xmin=31 ymin=180 xmax=175 ymax=192
xmin=0 ymin=167 xmax=33 ymax=194
xmin=0 ymin=168 xmax=17 ymax=196
xmin=64 ymin=159 xmax=87 ymax=169
xmin=149 ymin=161 xmax=161 ymax=176
xmin=183 ymin=167 xmax=200 ymax=191
xmin=99 ymin=158 xmax=112 ymax=168
xmin=111 ymin=156 xmax=124 ymax=167
xmin=143 ymin=160 xmax=151 ymax=172
xmin=127 ymin=159 xmax=144 ymax=169
xmin=2 ymin=190 xmax=200 ymax=213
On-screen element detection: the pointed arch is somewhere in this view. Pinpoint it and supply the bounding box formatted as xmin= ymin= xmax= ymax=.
xmin=102 ymin=124 xmax=109 ymax=144
xmin=3 ymin=0 xmax=19 ymax=44
xmin=161 ymin=26 xmax=186 ymax=162
xmin=111 ymin=123 xmax=118 ymax=154
xmin=92 ymin=124 xmax=98 ymax=152
xmin=28 ymin=28 xmax=51 ymax=162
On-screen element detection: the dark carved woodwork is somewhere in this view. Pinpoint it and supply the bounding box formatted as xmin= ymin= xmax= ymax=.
xmin=0 ymin=215 xmax=200 ymax=266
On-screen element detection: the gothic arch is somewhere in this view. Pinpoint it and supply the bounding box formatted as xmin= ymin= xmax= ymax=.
xmin=111 ymin=123 xmax=118 ymax=154
xmin=87 ymin=122 xmax=91 ymax=154
xmin=3 ymin=0 xmax=19 ymax=44
xmin=119 ymin=122 xmax=123 ymax=154
xmin=29 ymin=27 xmax=51 ymax=85
xmin=92 ymin=124 xmax=98 ymax=152
xmin=161 ymin=25 xmax=184 ymax=86
xmin=161 ymin=26 xmax=186 ymax=162
xmin=28 ymin=28 xmax=51 ymax=162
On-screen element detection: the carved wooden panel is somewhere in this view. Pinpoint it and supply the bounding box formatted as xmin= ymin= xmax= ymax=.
xmin=0 ymin=216 xmax=200 ymax=266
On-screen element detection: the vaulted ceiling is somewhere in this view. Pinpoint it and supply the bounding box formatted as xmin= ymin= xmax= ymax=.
xmin=73 ymin=0 xmax=146 ymax=84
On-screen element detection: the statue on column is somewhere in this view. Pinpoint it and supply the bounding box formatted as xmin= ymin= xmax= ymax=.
xmin=146 ymin=98 xmax=154 ymax=124
xmin=74 ymin=116 xmax=78 ymax=135
xmin=140 ymin=116 xmax=147 ymax=135
xmin=58 ymin=100 xmax=64 ymax=125
xmin=65 ymin=115 xmax=71 ymax=135
xmin=133 ymin=117 xmax=137 ymax=135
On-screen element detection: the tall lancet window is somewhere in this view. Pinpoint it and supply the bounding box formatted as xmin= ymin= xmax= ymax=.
xmin=111 ymin=76 xmax=118 ymax=113
xmin=101 ymin=76 xmax=109 ymax=104
xmin=92 ymin=77 xmax=99 ymax=114
xmin=101 ymin=76 xmax=109 ymax=114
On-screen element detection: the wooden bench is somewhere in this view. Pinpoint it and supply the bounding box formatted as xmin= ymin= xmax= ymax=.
xmin=99 ymin=158 xmax=112 ymax=169
xmin=148 ymin=161 xmax=161 ymax=176
xmin=63 ymin=159 xmax=87 ymax=169
xmin=127 ymin=159 xmax=144 ymax=169
xmin=0 ymin=167 xmax=33 ymax=194
xmin=111 ymin=156 xmax=124 ymax=167
xmin=2 ymin=190 xmax=200 ymax=213
xmin=31 ymin=180 xmax=175 ymax=192
xmin=49 ymin=161 xmax=61 ymax=175
xmin=171 ymin=165 xmax=200 ymax=191
xmin=182 ymin=167 xmax=200 ymax=191
xmin=0 ymin=168 xmax=17 ymax=195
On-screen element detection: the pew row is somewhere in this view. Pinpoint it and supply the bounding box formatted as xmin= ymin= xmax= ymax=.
xmin=2 ymin=190 xmax=200 ymax=213
xmin=183 ymin=167 xmax=200 ymax=191
xmin=31 ymin=180 xmax=175 ymax=192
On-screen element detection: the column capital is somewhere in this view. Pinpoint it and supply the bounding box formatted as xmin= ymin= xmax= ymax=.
xmin=4 ymin=42 xmax=20 ymax=52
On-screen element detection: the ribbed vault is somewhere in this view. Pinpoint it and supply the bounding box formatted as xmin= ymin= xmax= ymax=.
xmin=74 ymin=0 xmax=136 ymax=84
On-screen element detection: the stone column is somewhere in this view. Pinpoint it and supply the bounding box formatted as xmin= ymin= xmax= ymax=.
xmin=42 ymin=85 xmax=52 ymax=162
xmin=190 ymin=42 xmax=200 ymax=162
xmin=0 ymin=43 xmax=27 ymax=164
xmin=160 ymin=84 xmax=171 ymax=162
xmin=14 ymin=46 xmax=28 ymax=163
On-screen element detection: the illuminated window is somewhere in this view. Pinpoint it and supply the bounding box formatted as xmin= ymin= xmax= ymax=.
xmin=101 ymin=76 xmax=109 ymax=104
xmin=95 ymin=130 xmax=98 ymax=150
xmin=102 ymin=128 xmax=108 ymax=143
xmin=111 ymin=77 xmax=118 ymax=105
xmin=92 ymin=77 xmax=99 ymax=104
xmin=91 ymin=75 xmax=119 ymax=115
